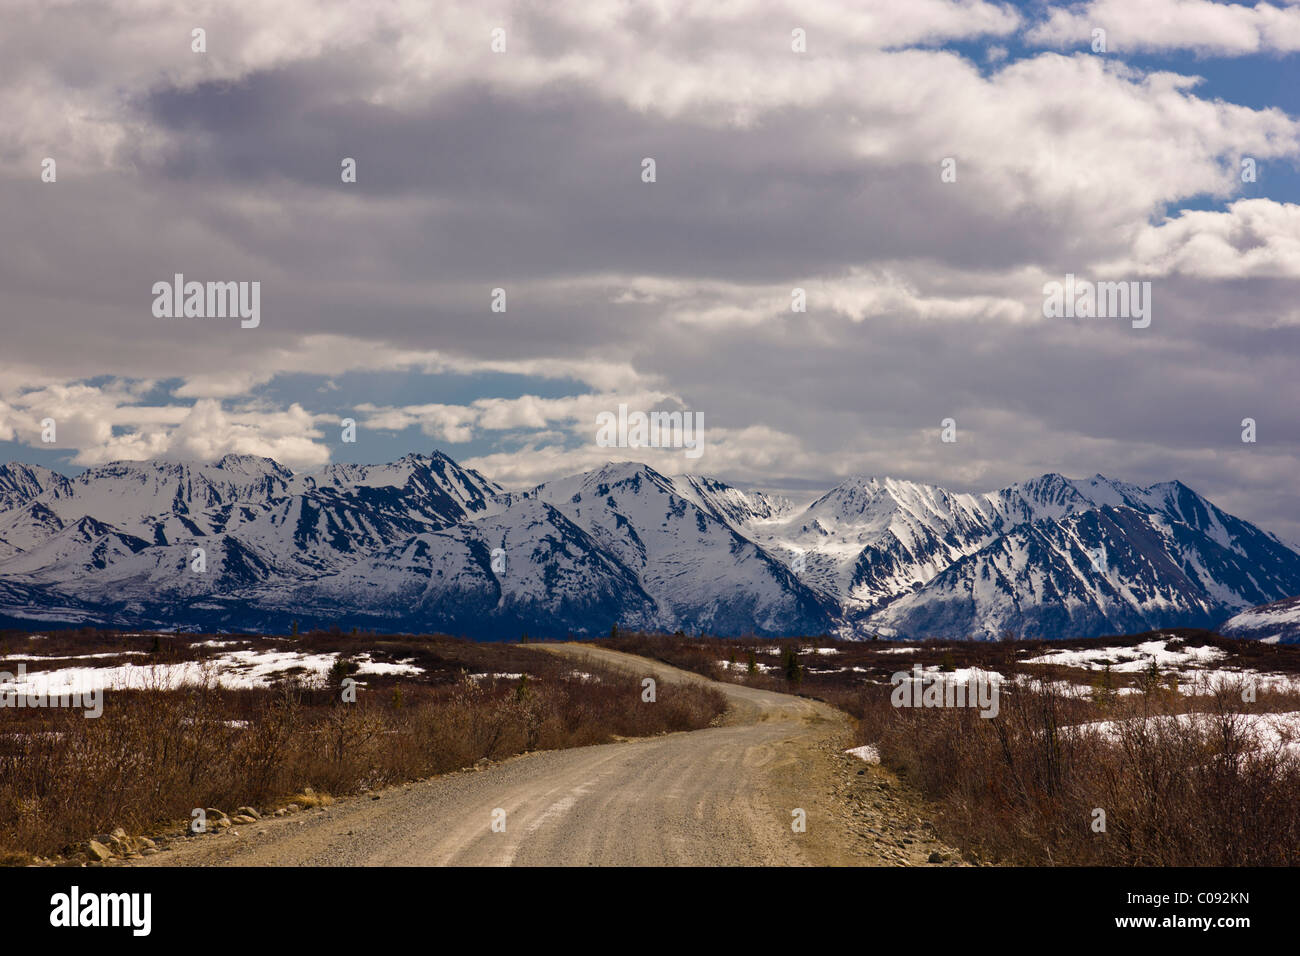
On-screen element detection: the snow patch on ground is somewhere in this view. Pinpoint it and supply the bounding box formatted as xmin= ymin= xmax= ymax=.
xmin=717 ymin=659 xmax=775 ymax=674
xmin=352 ymin=654 xmax=421 ymax=677
xmin=1 ymin=650 xmax=146 ymax=661
xmin=1019 ymin=638 xmax=1300 ymax=697
xmin=1073 ymin=711 xmax=1300 ymax=758
xmin=0 ymin=646 xmax=426 ymax=693
xmin=1022 ymin=639 xmax=1227 ymax=673
xmin=905 ymin=665 xmax=1005 ymax=685
xmin=845 ymin=744 xmax=880 ymax=764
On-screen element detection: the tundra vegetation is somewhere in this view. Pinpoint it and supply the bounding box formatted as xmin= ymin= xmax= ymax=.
xmin=603 ymin=628 xmax=1300 ymax=866
xmin=0 ymin=629 xmax=725 ymax=862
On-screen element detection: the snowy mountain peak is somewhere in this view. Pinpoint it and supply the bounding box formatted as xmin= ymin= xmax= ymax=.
xmin=298 ymin=450 xmax=502 ymax=517
xmin=669 ymin=474 xmax=794 ymax=529
xmin=802 ymin=475 xmax=976 ymax=530
xmin=419 ymin=450 xmax=504 ymax=504
xmin=545 ymin=461 xmax=677 ymax=500
xmin=592 ymin=460 xmax=669 ymax=483
xmin=0 ymin=463 xmax=71 ymax=514
xmin=0 ymin=453 xmax=1296 ymax=641
xmin=212 ymin=453 xmax=295 ymax=479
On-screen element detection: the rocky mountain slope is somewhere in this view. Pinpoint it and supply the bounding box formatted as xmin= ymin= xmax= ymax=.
xmin=0 ymin=454 xmax=1295 ymax=640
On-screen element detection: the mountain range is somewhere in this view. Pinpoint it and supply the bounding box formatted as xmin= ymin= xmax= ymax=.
xmin=0 ymin=452 xmax=1297 ymax=641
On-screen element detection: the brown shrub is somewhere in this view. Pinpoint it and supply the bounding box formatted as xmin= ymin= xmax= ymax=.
xmin=0 ymin=661 xmax=725 ymax=859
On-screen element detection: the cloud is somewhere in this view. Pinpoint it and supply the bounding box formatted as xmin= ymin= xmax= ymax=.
xmin=1120 ymin=198 xmax=1300 ymax=278
xmin=0 ymin=378 xmax=330 ymax=469
xmin=1026 ymin=0 xmax=1300 ymax=56
xmin=357 ymin=390 xmax=678 ymax=446
xmin=1 ymin=0 xmax=1298 ymax=542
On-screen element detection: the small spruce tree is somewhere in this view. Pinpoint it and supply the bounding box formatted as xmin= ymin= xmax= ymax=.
xmin=783 ymin=646 xmax=802 ymax=685
xmin=328 ymin=655 xmax=360 ymax=689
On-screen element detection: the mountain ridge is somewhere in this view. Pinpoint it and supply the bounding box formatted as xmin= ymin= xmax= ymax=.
xmin=0 ymin=453 xmax=1296 ymax=641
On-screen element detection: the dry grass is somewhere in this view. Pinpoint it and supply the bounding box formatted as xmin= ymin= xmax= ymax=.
xmin=600 ymin=628 xmax=1300 ymax=866
xmin=285 ymin=790 xmax=333 ymax=809
xmin=0 ymin=636 xmax=726 ymax=860
xmin=8 ymin=625 xmax=1297 ymax=865
xmin=852 ymin=676 xmax=1300 ymax=866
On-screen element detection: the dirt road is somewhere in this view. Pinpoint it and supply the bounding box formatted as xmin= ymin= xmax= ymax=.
xmin=132 ymin=644 xmax=957 ymax=866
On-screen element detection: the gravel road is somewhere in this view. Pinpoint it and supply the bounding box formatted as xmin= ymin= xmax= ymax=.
xmin=131 ymin=644 xmax=956 ymax=866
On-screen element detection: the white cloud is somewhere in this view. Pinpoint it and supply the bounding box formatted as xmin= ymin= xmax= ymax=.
xmin=0 ymin=0 xmax=1022 ymax=169
xmin=1120 ymin=199 xmax=1300 ymax=278
xmin=0 ymin=378 xmax=330 ymax=469
xmin=2 ymin=0 xmax=1299 ymax=540
xmin=358 ymin=390 xmax=678 ymax=447
xmin=1026 ymin=0 xmax=1300 ymax=56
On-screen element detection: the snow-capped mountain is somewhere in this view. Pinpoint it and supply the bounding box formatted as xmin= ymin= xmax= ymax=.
xmin=523 ymin=463 xmax=832 ymax=635
xmin=290 ymin=452 xmax=503 ymax=524
xmin=295 ymin=497 xmax=662 ymax=635
xmin=0 ymin=463 xmax=71 ymax=513
xmin=0 ymin=452 xmax=1296 ymax=640
xmin=1220 ymin=595 xmax=1300 ymax=644
xmin=667 ymin=474 xmax=795 ymax=530
xmin=745 ymin=475 xmax=1010 ymax=610
xmin=868 ymin=503 xmax=1300 ymax=640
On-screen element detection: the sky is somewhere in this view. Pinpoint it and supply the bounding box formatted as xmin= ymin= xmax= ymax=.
xmin=1 ymin=0 xmax=1298 ymax=539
